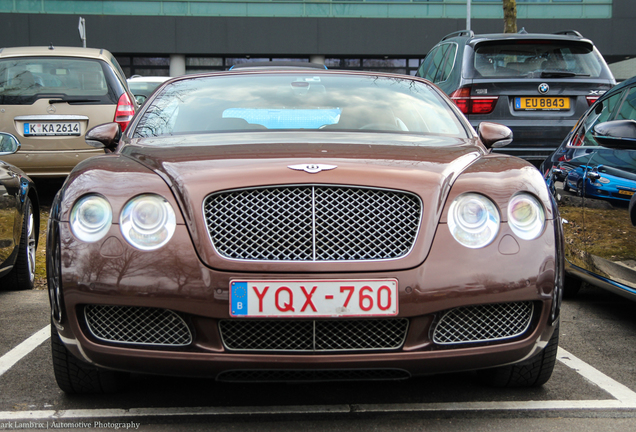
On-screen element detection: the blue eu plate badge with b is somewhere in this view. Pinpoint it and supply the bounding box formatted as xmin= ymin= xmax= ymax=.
xmin=231 ymin=282 xmax=248 ymax=316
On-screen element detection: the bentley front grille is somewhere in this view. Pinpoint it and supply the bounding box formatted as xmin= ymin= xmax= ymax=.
xmin=84 ymin=305 xmax=193 ymax=346
xmin=219 ymin=318 xmax=409 ymax=352
xmin=432 ymin=301 xmax=534 ymax=345
xmin=204 ymin=185 xmax=421 ymax=261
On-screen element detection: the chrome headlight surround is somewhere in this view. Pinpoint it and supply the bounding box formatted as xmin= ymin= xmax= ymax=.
xmin=448 ymin=193 xmax=500 ymax=249
xmin=120 ymin=194 xmax=176 ymax=250
xmin=507 ymin=193 xmax=545 ymax=241
xmin=69 ymin=195 xmax=113 ymax=243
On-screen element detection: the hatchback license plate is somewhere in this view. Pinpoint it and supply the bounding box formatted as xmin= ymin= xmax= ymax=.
xmin=514 ymin=97 xmax=570 ymax=110
xmin=24 ymin=122 xmax=80 ymax=136
xmin=230 ymin=279 xmax=398 ymax=318
xmin=618 ymin=190 xmax=635 ymax=196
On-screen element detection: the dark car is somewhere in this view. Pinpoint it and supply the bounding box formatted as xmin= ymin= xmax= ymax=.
xmin=0 ymin=132 xmax=39 ymax=290
xmin=416 ymin=30 xmax=615 ymax=164
xmin=47 ymin=70 xmax=562 ymax=394
xmin=540 ymin=75 xmax=636 ymax=300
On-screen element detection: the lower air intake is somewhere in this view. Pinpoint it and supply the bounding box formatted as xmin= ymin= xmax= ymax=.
xmin=84 ymin=304 xmax=192 ymax=346
xmin=433 ymin=301 xmax=534 ymax=345
xmin=219 ymin=318 xmax=409 ymax=352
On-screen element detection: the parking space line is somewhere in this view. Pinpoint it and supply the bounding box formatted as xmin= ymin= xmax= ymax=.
xmin=0 ymin=325 xmax=50 ymax=378
xmin=2 ymin=335 xmax=636 ymax=421
xmin=557 ymin=347 xmax=636 ymax=404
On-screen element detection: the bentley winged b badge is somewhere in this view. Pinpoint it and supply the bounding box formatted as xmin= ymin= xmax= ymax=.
xmin=288 ymin=163 xmax=337 ymax=174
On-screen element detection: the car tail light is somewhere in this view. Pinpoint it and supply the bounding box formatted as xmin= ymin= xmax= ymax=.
xmin=449 ymin=87 xmax=498 ymax=115
xmin=114 ymin=92 xmax=135 ymax=131
xmin=586 ymin=96 xmax=599 ymax=106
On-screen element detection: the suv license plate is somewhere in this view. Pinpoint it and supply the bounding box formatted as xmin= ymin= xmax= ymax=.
xmin=230 ymin=279 xmax=398 ymax=318
xmin=514 ymin=97 xmax=570 ymax=110
xmin=24 ymin=122 xmax=80 ymax=136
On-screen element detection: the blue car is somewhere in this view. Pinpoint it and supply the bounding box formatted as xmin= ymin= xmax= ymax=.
xmin=564 ymin=151 xmax=636 ymax=201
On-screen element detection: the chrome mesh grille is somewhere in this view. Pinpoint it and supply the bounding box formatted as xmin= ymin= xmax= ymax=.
xmin=204 ymin=186 xmax=421 ymax=261
xmin=219 ymin=319 xmax=409 ymax=352
xmin=84 ymin=305 xmax=192 ymax=346
xmin=432 ymin=302 xmax=534 ymax=345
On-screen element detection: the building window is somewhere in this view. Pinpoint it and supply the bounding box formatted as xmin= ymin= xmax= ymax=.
xmin=116 ymin=56 xmax=170 ymax=77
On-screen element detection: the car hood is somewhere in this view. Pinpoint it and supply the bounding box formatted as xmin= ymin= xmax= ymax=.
xmin=120 ymin=131 xmax=485 ymax=272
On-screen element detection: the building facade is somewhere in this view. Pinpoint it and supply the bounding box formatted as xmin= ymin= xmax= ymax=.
xmin=0 ymin=0 xmax=631 ymax=77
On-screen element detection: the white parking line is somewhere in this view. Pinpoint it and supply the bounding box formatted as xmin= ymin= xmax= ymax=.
xmin=1 ymin=331 xmax=636 ymax=421
xmin=0 ymin=325 xmax=50 ymax=377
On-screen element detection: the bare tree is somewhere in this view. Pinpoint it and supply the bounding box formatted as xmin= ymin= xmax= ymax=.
xmin=503 ymin=0 xmax=517 ymax=33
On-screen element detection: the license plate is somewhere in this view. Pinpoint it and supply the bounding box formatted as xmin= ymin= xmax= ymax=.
xmin=230 ymin=279 xmax=398 ymax=318
xmin=618 ymin=190 xmax=635 ymax=196
xmin=24 ymin=122 xmax=80 ymax=136
xmin=514 ymin=97 xmax=570 ymax=110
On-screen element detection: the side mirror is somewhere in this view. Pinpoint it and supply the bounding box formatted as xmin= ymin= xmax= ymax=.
xmin=0 ymin=132 xmax=21 ymax=156
xmin=592 ymin=120 xmax=636 ymax=150
xmin=477 ymin=122 xmax=513 ymax=149
xmin=85 ymin=122 xmax=121 ymax=152
xmin=134 ymin=94 xmax=146 ymax=105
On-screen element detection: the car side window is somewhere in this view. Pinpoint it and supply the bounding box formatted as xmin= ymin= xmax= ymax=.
xmin=435 ymin=44 xmax=457 ymax=83
xmin=424 ymin=45 xmax=449 ymax=82
xmin=615 ymin=87 xmax=636 ymax=121
xmin=572 ymin=91 xmax=624 ymax=147
xmin=416 ymin=47 xmax=435 ymax=79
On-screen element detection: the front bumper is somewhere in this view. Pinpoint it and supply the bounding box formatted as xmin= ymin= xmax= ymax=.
xmin=51 ymin=219 xmax=559 ymax=379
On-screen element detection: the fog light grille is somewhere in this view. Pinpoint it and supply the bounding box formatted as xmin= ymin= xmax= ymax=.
xmin=84 ymin=305 xmax=192 ymax=346
xmin=219 ymin=319 xmax=409 ymax=352
xmin=433 ymin=302 xmax=534 ymax=345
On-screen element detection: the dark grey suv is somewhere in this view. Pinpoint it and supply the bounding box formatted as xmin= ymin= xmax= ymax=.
xmin=417 ymin=30 xmax=615 ymax=163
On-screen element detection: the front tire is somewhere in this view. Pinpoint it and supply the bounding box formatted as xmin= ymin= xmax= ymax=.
xmin=476 ymin=320 xmax=559 ymax=388
xmin=576 ymin=180 xmax=584 ymax=197
xmin=562 ymin=181 xmax=570 ymax=192
xmin=51 ymin=324 xmax=129 ymax=394
xmin=1 ymin=197 xmax=36 ymax=291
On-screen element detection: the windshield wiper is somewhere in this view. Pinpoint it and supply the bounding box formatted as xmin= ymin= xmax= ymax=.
xmin=540 ymin=70 xmax=590 ymax=78
xmin=48 ymin=97 xmax=100 ymax=104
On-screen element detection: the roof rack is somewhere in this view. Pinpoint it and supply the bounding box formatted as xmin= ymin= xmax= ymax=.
xmin=441 ymin=30 xmax=474 ymax=41
xmin=554 ymin=30 xmax=583 ymax=37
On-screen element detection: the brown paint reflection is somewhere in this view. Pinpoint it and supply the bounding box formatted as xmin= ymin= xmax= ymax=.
xmin=74 ymin=241 xmax=210 ymax=298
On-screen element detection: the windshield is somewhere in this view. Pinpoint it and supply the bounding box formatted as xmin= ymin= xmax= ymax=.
xmin=472 ymin=41 xmax=610 ymax=79
xmin=132 ymin=73 xmax=469 ymax=139
xmin=0 ymin=57 xmax=118 ymax=104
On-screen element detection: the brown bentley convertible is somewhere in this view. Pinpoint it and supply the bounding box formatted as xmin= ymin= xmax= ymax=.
xmin=47 ymin=69 xmax=563 ymax=393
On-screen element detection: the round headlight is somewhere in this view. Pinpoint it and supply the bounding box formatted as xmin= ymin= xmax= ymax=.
xmin=508 ymin=193 xmax=545 ymax=240
xmin=120 ymin=194 xmax=176 ymax=250
xmin=448 ymin=193 xmax=500 ymax=248
xmin=70 ymin=195 xmax=112 ymax=242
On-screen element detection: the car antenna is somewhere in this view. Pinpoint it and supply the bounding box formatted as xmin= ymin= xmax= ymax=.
xmin=48 ymin=43 xmax=54 ymax=50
